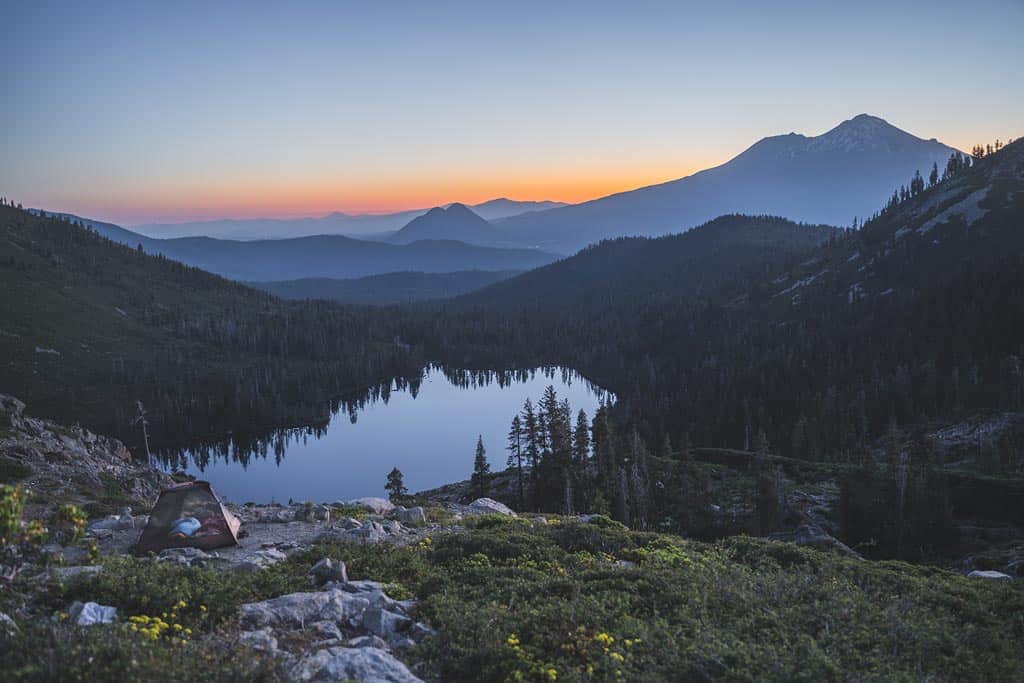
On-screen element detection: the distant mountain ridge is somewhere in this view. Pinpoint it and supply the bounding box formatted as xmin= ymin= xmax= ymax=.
xmin=38 ymin=212 xmax=558 ymax=281
xmin=132 ymin=198 xmax=568 ymax=240
xmin=492 ymin=114 xmax=960 ymax=252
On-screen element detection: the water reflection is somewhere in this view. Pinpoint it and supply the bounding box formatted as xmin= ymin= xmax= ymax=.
xmin=157 ymin=365 xmax=610 ymax=503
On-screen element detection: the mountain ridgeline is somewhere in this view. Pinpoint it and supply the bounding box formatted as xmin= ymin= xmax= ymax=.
xmin=388 ymin=203 xmax=495 ymax=245
xmin=492 ymin=114 xmax=960 ymax=252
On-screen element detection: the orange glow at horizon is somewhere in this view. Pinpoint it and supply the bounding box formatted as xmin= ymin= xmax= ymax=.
xmin=48 ymin=160 xmax=715 ymax=225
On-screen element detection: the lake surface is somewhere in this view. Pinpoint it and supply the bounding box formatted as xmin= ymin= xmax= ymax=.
xmin=175 ymin=366 xmax=610 ymax=503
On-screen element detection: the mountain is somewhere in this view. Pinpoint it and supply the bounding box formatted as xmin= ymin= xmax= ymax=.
xmin=34 ymin=213 xmax=557 ymax=281
xmin=389 ymin=203 xmax=494 ymax=245
xmin=459 ymin=215 xmax=838 ymax=310
xmin=493 ymin=114 xmax=960 ymax=252
xmin=469 ymin=198 xmax=567 ymax=221
xmin=248 ymin=270 xmax=521 ymax=306
xmin=133 ymin=199 xmax=568 ymax=240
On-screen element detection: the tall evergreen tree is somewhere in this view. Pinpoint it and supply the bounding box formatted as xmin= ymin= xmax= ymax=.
xmin=385 ymin=467 xmax=408 ymax=502
xmin=469 ymin=435 xmax=491 ymax=500
xmin=507 ymin=414 xmax=525 ymax=509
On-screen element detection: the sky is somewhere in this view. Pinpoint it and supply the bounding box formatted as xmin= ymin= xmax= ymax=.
xmin=2 ymin=0 xmax=1022 ymax=226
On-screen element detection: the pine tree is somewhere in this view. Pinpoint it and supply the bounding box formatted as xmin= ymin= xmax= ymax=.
xmin=507 ymin=414 xmax=525 ymax=508
xmin=929 ymin=162 xmax=939 ymax=188
xmin=469 ymin=435 xmax=491 ymax=500
xmin=385 ymin=467 xmax=408 ymax=502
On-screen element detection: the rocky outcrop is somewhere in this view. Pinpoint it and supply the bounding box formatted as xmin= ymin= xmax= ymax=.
xmin=0 ymin=393 xmax=173 ymax=519
xmin=467 ymin=498 xmax=516 ymax=516
xmin=239 ymin=566 xmax=431 ymax=682
xmin=292 ymin=646 xmax=422 ymax=683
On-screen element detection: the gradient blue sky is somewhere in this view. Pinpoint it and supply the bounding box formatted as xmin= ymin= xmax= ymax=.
xmin=2 ymin=0 xmax=1021 ymax=225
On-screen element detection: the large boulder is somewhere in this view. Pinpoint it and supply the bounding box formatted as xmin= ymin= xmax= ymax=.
xmin=347 ymin=497 xmax=395 ymax=515
xmin=396 ymin=507 xmax=426 ymax=525
xmin=240 ymin=589 xmax=371 ymax=630
xmin=239 ymin=628 xmax=278 ymax=652
xmin=467 ymin=498 xmax=516 ymax=516
xmin=292 ymin=646 xmax=423 ymax=683
xmin=362 ymin=607 xmax=412 ymax=645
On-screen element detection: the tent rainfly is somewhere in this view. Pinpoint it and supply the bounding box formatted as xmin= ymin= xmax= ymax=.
xmin=135 ymin=481 xmax=241 ymax=555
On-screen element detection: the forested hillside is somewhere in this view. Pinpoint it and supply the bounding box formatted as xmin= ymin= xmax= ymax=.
xmin=249 ymin=270 xmax=520 ymax=305
xmin=0 ymin=204 xmax=424 ymax=449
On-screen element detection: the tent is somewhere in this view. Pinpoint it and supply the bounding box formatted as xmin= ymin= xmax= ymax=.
xmin=135 ymin=481 xmax=242 ymax=555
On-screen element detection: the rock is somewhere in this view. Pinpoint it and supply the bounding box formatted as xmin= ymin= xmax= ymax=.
xmin=87 ymin=515 xmax=134 ymax=532
xmin=344 ymin=520 xmax=385 ymax=544
xmin=362 ymin=607 xmax=412 ymax=644
xmin=382 ymin=520 xmax=403 ymax=535
xmin=309 ymin=620 xmax=344 ymax=641
xmin=48 ymin=565 xmax=103 ymax=582
xmin=292 ymin=646 xmax=423 ymax=683
xmin=239 ymin=628 xmax=278 ymax=652
xmin=340 ymin=517 xmax=363 ymax=530
xmin=259 ymin=509 xmax=294 ymax=523
xmin=409 ymin=621 xmax=436 ymax=641
xmin=347 ymin=497 xmax=395 ymax=515
xmin=231 ymin=548 xmax=288 ymax=572
xmin=240 ymin=589 xmax=371 ymax=630
xmin=349 ymin=634 xmax=390 ymax=649
xmin=68 ymin=601 xmax=117 ymax=625
xmin=309 ymin=558 xmax=348 ymax=586
xmin=467 ymin=498 xmax=516 ymax=516
xmin=0 ymin=611 xmax=19 ymax=636
xmin=968 ymin=570 xmax=1013 ymax=581
xmin=396 ymin=507 xmax=426 ymax=525
xmin=157 ymin=547 xmax=212 ymax=566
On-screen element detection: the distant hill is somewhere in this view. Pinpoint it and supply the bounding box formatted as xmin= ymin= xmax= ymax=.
xmin=31 ymin=213 xmax=557 ymax=281
xmin=493 ymin=114 xmax=960 ymax=252
xmin=132 ymin=198 xmax=568 ymax=240
xmin=249 ymin=270 xmax=521 ymax=305
xmin=389 ymin=203 xmax=494 ymax=245
xmin=460 ymin=214 xmax=838 ymax=310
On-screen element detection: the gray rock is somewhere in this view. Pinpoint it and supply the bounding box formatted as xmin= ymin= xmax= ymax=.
xmin=362 ymin=607 xmax=411 ymax=643
xmin=309 ymin=558 xmax=348 ymax=586
xmin=259 ymin=509 xmax=294 ymax=523
xmin=157 ymin=547 xmax=212 ymax=566
xmin=467 ymin=498 xmax=516 ymax=516
xmin=0 ymin=611 xmax=18 ymax=635
xmin=340 ymin=517 xmax=363 ymax=530
xmin=68 ymin=601 xmax=117 ymax=625
xmin=968 ymin=570 xmax=1013 ymax=581
xmin=240 ymin=589 xmax=371 ymax=630
xmin=409 ymin=621 xmax=436 ymax=641
xmin=383 ymin=520 xmax=403 ymax=535
xmin=231 ymin=548 xmax=288 ymax=572
xmin=87 ymin=515 xmax=134 ymax=532
xmin=309 ymin=619 xmax=343 ymax=641
xmin=396 ymin=507 xmax=426 ymax=525
xmin=347 ymin=497 xmax=395 ymax=515
xmin=292 ymin=646 xmax=422 ymax=683
xmin=349 ymin=634 xmax=390 ymax=649
xmin=48 ymin=565 xmax=103 ymax=582
xmin=239 ymin=628 xmax=278 ymax=652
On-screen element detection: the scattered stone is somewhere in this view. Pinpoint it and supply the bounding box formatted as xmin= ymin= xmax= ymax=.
xmin=87 ymin=515 xmax=135 ymax=532
xmin=157 ymin=547 xmax=212 ymax=566
xmin=968 ymin=570 xmax=1013 ymax=581
xmin=467 ymin=498 xmax=516 ymax=516
xmin=340 ymin=517 xmax=363 ymax=530
xmin=259 ymin=509 xmax=294 ymax=523
xmin=309 ymin=558 xmax=348 ymax=586
xmin=231 ymin=548 xmax=288 ymax=572
xmin=292 ymin=646 xmax=423 ymax=683
xmin=239 ymin=628 xmax=279 ymax=652
xmin=347 ymin=497 xmax=395 ymax=515
xmin=68 ymin=601 xmax=117 ymax=625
